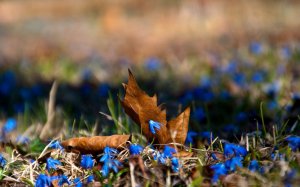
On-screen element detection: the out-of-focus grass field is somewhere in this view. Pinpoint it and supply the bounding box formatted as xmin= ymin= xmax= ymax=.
xmin=1 ymin=0 xmax=300 ymax=186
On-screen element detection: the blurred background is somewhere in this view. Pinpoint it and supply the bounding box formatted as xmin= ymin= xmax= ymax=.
xmin=1 ymin=0 xmax=300 ymax=137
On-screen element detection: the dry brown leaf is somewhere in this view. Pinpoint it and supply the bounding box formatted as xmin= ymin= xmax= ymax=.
xmin=121 ymin=70 xmax=191 ymax=146
xmin=120 ymin=70 xmax=168 ymax=144
xmin=61 ymin=135 xmax=130 ymax=154
xmin=165 ymin=107 xmax=190 ymax=144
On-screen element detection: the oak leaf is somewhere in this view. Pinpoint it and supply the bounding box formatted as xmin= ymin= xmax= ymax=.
xmin=121 ymin=70 xmax=190 ymax=145
xmin=61 ymin=135 xmax=130 ymax=154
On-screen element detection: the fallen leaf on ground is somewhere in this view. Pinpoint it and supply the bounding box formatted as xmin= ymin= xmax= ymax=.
xmin=121 ymin=70 xmax=190 ymax=145
xmin=61 ymin=135 xmax=130 ymax=154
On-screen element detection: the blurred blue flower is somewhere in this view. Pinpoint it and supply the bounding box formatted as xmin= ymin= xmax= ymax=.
xmin=248 ymin=160 xmax=259 ymax=172
xmin=0 ymin=154 xmax=7 ymax=168
xmin=0 ymin=70 xmax=16 ymax=96
xmin=271 ymin=152 xmax=285 ymax=161
xmin=149 ymin=120 xmax=162 ymax=134
xmin=185 ymin=131 xmax=198 ymax=145
xmin=16 ymin=135 xmax=30 ymax=144
xmin=219 ymin=90 xmax=231 ymax=100
xmin=200 ymin=76 xmax=212 ymax=88
xmin=235 ymin=112 xmax=247 ymax=122
xmin=46 ymin=158 xmax=62 ymax=171
xmin=2 ymin=118 xmax=17 ymax=134
xmin=192 ymin=108 xmax=206 ymax=122
xmin=224 ymin=60 xmax=237 ymax=73
xmin=232 ymin=73 xmax=246 ymax=87
xmin=81 ymin=155 xmax=94 ymax=169
xmin=199 ymin=131 xmax=213 ymax=142
xmin=81 ymin=68 xmax=93 ymax=81
xmin=222 ymin=124 xmax=239 ymax=133
xmin=249 ymin=42 xmax=263 ymax=55
xmin=73 ymin=177 xmax=82 ymax=187
xmin=284 ymin=169 xmax=296 ymax=187
xmin=35 ymin=174 xmax=51 ymax=187
xmin=265 ymin=81 xmax=281 ymax=98
xmin=252 ymin=71 xmax=264 ymax=83
xmin=58 ymin=175 xmax=70 ymax=186
xmin=179 ymin=91 xmax=194 ymax=104
xmin=210 ymin=163 xmax=227 ymax=183
xmin=20 ymin=88 xmax=32 ymax=101
xmin=49 ymin=140 xmax=64 ymax=150
xmin=171 ymin=157 xmax=180 ymax=172
xmin=224 ymin=143 xmax=247 ymax=158
xmin=280 ymin=46 xmax=292 ymax=59
xmin=225 ymin=156 xmax=243 ymax=171
xmin=87 ymin=175 xmax=94 ymax=183
xmin=193 ymin=87 xmax=214 ymax=102
xmin=129 ymin=144 xmax=144 ymax=156
xmin=286 ymin=136 xmax=300 ymax=151
xmin=267 ymin=100 xmax=278 ymax=110
xmin=144 ymin=57 xmax=161 ymax=71
xmin=162 ymin=146 xmax=177 ymax=158
xmin=98 ymin=84 xmax=110 ymax=97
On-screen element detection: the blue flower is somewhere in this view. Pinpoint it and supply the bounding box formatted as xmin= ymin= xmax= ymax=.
xmin=2 ymin=118 xmax=17 ymax=134
xmin=49 ymin=140 xmax=64 ymax=150
xmin=225 ymin=156 xmax=243 ymax=171
xmin=87 ymin=175 xmax=94 ymax=183
xmin=153 ymin=152 xmax=166 ymax=164
xmin=16 ymin=136 xmax=30 ymax=144
xmin=235 ymin=112 xmax=247 ymax=122
xmin=46 ymin=158 xmax=62 ymax=171
xmin=100 ymin=147 xmax=118 ymax=162
xmin=35 ymin=174 xmax=51 ymax=187
xmin=280 ymin=46 xmax=292 ymax=59
xmin=252 ymin=71 xmax=264 ymax=83
xmin=129 ymin=144 xmax=144 ymax=156
xmin=144 ymin=57 xmax=161 ymax=71
xmin=149 ymin=120 xmax=162 ymax=134
xmin=171 ymin=157 xmax=180 ymax=172
xmin=192 ymin=108 xmax=206 ymax=122
xmin=0 ymin=154 xmax=7 ymax=168
xmin=248 ymin=160 xmax=259 ymax=172
xmin=73 ymin=177 xmax=82 ymax=187
xmin=0 ymin=70 xmax=16 ymax=96
xmin=232 ymin=73 xmax=246 ymax=87
xmin=58 ymin=175 xmax=70 ymax=186
xmin=185 ymin=131 xmax=198 ymax=145
xmin=199 ymin=131 xmax=213 ymax=142
xmin=210 ymin=163 xmax=227 ymax=183
xmin=162 ymin=146 xmax=176 ymax=158
xmin=98 ymin=84 xmax=110 ymax=97
xmin=271 ymin=152 xmax=285 ymax=161
xmin=99 ymin=146 xmax=122 ymax=177
xmin=193 ymin=87 xmax=214 ymax=102
xmin=224 ymin=143 xmax=247 ymax=158
xmin=101 ymin=159 xmax=122 ymax=177
xmin=81 ymin=155 xmax=94 ymax=169
xmin=249 ymin=42 xmax=263 ymax=55
xmin=211 ymin=153 xmax=218 ymax=160
xmin=286 ymin=136 xmax=300 ymax=151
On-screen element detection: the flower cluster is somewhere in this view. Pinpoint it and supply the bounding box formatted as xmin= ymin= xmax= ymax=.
xmin=99 ymin=146 xmax=123 ymax=177
xmin=210 ymin=143 xmax=248 ymax=184
xmin=153 ymin=146 xmax=181 ymax=172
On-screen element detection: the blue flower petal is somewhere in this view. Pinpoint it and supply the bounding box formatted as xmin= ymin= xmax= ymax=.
xmin=149 ymin=120 xmax=162 ymax=134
